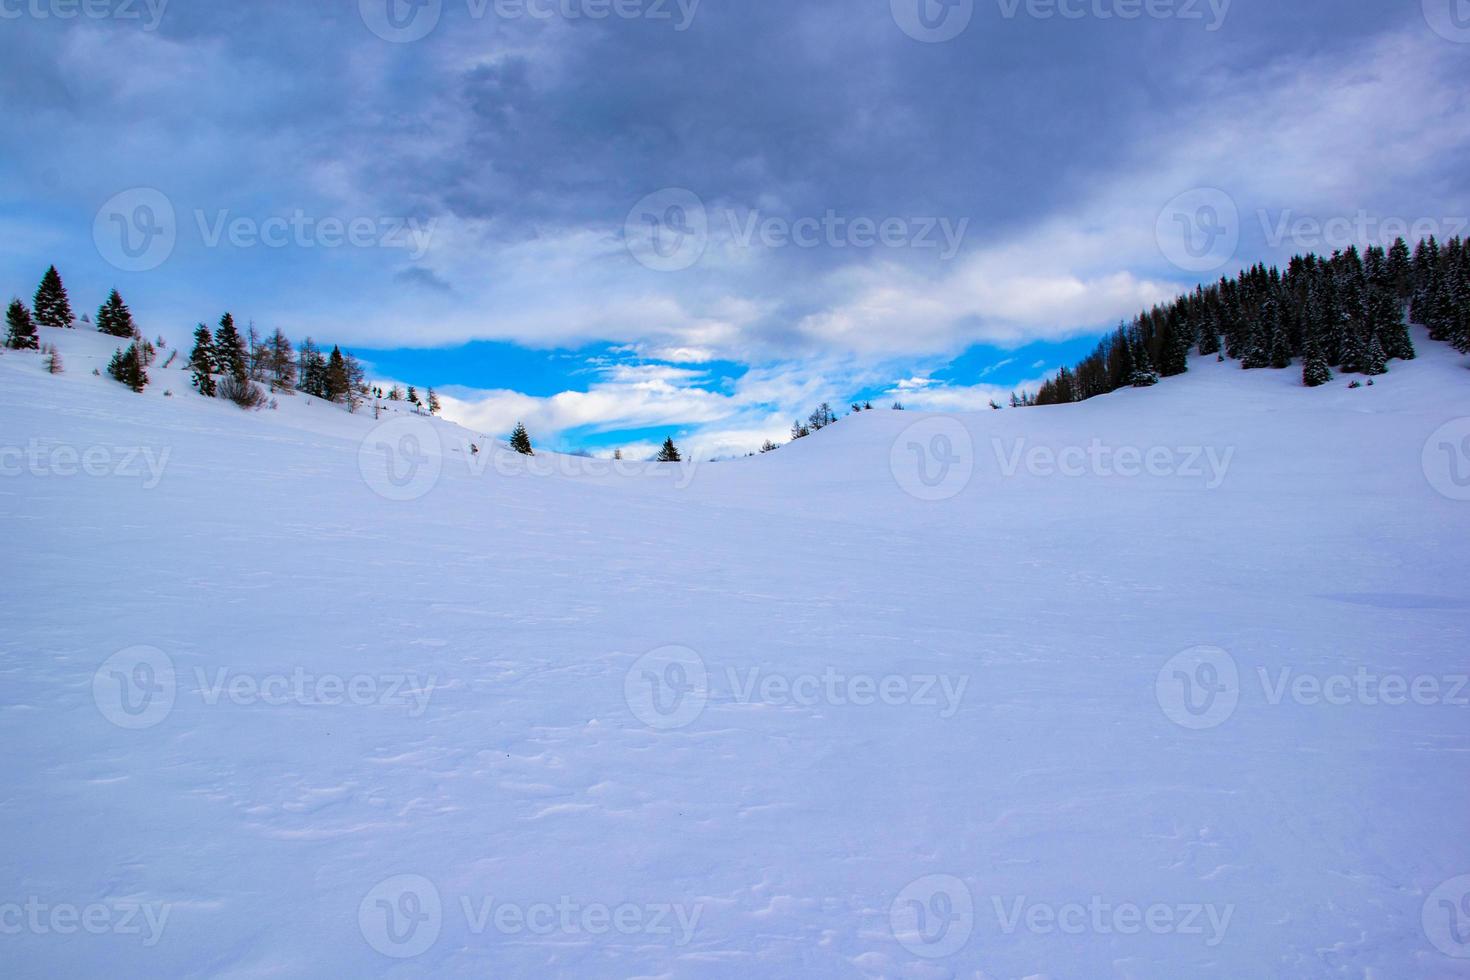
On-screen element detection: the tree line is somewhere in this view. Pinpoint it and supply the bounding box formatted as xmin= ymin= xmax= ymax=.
xmin=1021 ymin=235 xmax=1468 ymax=406
xmin=5 ymin=266 xmax=446 ymax=414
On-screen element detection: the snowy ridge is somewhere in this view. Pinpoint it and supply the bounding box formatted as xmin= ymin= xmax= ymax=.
xmin=2 ymin=325 xmax=1469 ymax=978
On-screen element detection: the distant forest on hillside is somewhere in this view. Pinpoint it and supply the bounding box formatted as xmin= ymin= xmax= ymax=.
xmin=1021 ymin=235 xmax=1470 ymax=406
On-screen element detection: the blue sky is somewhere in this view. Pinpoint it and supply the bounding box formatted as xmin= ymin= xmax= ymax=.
xmin=2 ymin=0 xmax=1468 ymax=456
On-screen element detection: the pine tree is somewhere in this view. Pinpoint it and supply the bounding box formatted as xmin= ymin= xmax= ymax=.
xmin=656 ymin=437 xmax=682 ymax=462
xmin=509 ymin=422 xmax=533 ymax=456
xmin=1387 ymin=237 xmax=1413 ymax=299
xmin=343 ymin=351 xmax=366 ymax=411
xmin=427 ymin=388 xmax=441 ymax=415
xmin=1159 ymin=310 xmax=1193 ymax=376
xmin=32 ymin=266 xmax=74 ymax=329
xmin=1269 ymin=317 xmax=1293 ymax=369
xmin=1363 ymin=333 xmax=1388 ymax=376
xmin=407 ymin=385 xmax=420 ymax=409
xmin=325 ymin=346 xmax=350 ymax=403
xmin=1340 ymin=322 xmax=1367 ymax=375
xmin=213 ymin=313 xmax=248 ymax=382
xmin=1301 ymin=330 xmax=1331 ymax=388
xmin=297 ymin=338 xmax=328 ymax=397
xmin=188 ymin=324 xmax=217 ymax=396
xmin=1451 ymin=253 xmax=1470 ymax=354
xmin=5 ymin=299 xmax=38 ymax=350
xmin=96 ymin=289 xmax=136 ymax=338
xmin=1128 ymin=338 xmax=1159 ymax=387
xmin=387 ymin=384 xmax=402 ymax=401
xmin=107 ymin=341 xmax=148 ymax=392
xmin=266 ymin=328 xmax=296 ymax=390
xmin=44 ymin=345 xmax=63 ymax=374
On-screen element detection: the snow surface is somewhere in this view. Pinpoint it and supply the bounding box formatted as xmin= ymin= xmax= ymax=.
xmin=2 ymin=327 xmax=1469 ymax=978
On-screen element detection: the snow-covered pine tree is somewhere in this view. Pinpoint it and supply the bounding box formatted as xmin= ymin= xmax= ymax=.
xmin=32 ymin=266 xmax=74 ymax=329
xmin=656 ymin=437 xmax=682 ymax=462
xmin=1450 ymin=248 xmax=1470 ymax=354
xmin=5 ymin=299 xmax=38 ymax=350
xmin=213 ymin=313 xmax=249 ymax=382
xmin=1339 ymin=322 xmax=1367 ymax=375
xmin=96 ymin=289 xmax=136 ymax=338
xmin=509 ymin=422 xmax=534 ymax=456
xmin=1128 ymin=336 xmax=1159 ymax=386
xmin=427 ymin=388 xmax=441 ymax=415
xmin=189 ymin=324 xmax=217 ymax=396
xmin=1159 ymin=308 xmax=1193 ymax=376
xmin=1387 ymin=237 xmax=1413 ymax=300
xmin=1269 ymin=317 xmax=1293 ymax=369
xmin=1301 ymin=330 xmax=1331 ymax=388
xmin=108 ymin=341 xmax=148 ymax=392
xmin=44 ymin=345 xmax=63 ymax=374
xmin=1363 ymin=333 xmax=1388 ymax=376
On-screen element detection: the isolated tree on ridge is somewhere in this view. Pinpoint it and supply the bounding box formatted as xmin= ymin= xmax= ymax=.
xmin=5 ymin=299 xmax=38 ymax=350
xmin=96 ymin=289 xmax=136 ymax=338
xmin=32 ymin=266 xmax=74 ymax=329
xmin=189 ymin=324 xmax=217 ymax=396
xmin=509 ymin=422 xmax=534 ymax=456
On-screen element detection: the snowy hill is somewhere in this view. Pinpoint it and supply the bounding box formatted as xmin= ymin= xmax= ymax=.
xmin=3 ymin=325 xmax=1469 ymax=978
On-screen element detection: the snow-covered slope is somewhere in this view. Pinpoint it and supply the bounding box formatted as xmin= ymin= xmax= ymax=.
xmin=3 ymin=326 xmax=1468 ymax=979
